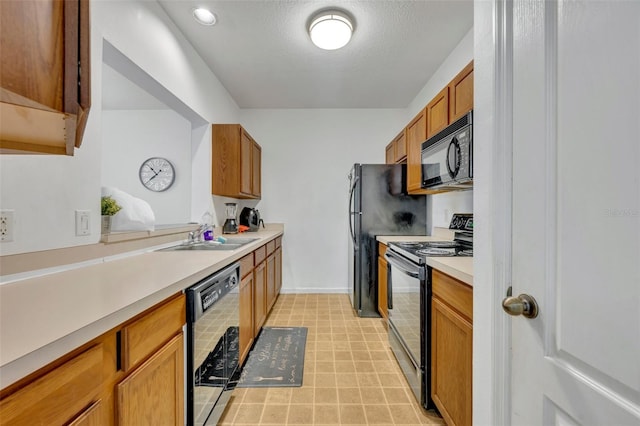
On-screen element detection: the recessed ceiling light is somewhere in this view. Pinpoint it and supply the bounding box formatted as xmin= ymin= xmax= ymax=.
xmin=308 ymin=10 xmax=354 ymax=50
xmin=193 ymin=8 xmax=216 ymax=26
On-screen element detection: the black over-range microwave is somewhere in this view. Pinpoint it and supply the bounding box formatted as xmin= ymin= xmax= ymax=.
xmin=421 ymin=110 xmax=473 ymax=191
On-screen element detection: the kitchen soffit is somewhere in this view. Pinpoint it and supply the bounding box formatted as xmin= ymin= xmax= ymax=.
xmin=157 ymin=0 xmax=473 ymax=109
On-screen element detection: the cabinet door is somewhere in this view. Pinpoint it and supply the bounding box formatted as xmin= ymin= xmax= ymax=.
xmin=431 ymin=297 xmax=472 ymax=426
xmin=385 ymin=142 xmax=394 ymax=164
xmin=426 ymin=87 xmax=450 ymax=138
xmin=239 ymin=273 xmax=254 ymax=364
xmin=0 ymin=0 xmax=91 ymax=155
xmin=240 ymin=130 xmax=253 ymax=196
xmin=252 ymin=141 xmax=261 ymax=198
xmin=116 ymin=333 xmax=184 ymax=426
xmin=68 ymin=400 xmax=106 ymax=426
xmin=394 ymin=131 xmax=407 ymax=163
xmin=253 ymin=261 xmax=267 ymax=336
xmin=275 ymin=246 xmax=282 ymax=294
xmin=448 ymin=61 xmax=474 ymax=122
xmin=405 ymin=108 xmax=427 ymax=194
xmin=266 ymin=253 xmax=276 ymax=311
xmin=377 ymin=256 xmax=388 ymax=319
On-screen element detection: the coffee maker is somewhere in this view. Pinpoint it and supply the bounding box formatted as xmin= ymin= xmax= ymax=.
xmin=222 ymin=203 xmax=238 ymax=234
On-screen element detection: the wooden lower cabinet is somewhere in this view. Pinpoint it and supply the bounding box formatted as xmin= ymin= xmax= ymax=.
xmin=240 ymin=238 xmax=283 ymax=344
xmin=116 ymin=333 xmax=184 ymax=425
xmin=254 ymin=260 xmax=267 ymax=335
xmin=377 ymin=243 xmax=388 ymax=319
xmin=431 ymin=270 xmax=473 ymax=426
xmin=0 ymin=344 xmax=103 ymax=425
xmin=275 ymin=245 xmax=282 ymax=294
xmin=239 ymin=271 xmax=255 ymax=364
xmin=266 ymin=252 xmax=276 ymax=311
xmin=0 ymin=293 xmax=186 ymax=426
xmin=68 ymin=399 xmax=107 ymax=426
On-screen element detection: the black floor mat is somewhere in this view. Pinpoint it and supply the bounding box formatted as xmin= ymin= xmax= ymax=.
xmin=238 ymin=327 xmax=307 ymax=388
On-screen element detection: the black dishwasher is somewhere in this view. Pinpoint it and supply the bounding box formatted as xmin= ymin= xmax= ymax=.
xmin=186 ymin=262 xmax=240 ymax=426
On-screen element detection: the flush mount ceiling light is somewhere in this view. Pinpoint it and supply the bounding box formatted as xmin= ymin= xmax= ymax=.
xmin=308 ymin=10 xmax=354 ymax=50
xmin=192 ymin=8 xmax=216 ymax=26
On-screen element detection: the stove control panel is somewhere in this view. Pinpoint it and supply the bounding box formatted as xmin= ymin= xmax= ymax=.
xmin=449 ymin=213 xmax=473 ymax=232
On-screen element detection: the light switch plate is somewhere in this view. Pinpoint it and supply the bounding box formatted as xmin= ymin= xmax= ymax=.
xmin=75 ymin=210 xmax=91 ymax=236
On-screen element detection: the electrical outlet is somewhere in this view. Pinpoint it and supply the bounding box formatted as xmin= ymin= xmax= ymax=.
xmin=75 ymin=210 xmax=91 ymax=236
xmin=0 ymin=210 xmax=15 ymax=242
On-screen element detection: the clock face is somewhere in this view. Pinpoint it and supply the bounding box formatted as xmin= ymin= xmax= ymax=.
xmin=139 ymin=157 xmax=175 ymax=192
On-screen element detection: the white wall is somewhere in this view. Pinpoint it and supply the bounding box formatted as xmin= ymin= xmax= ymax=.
xmin=240 ymin=109 xmax=406 ymax=293
xmin=0 ymin=0 xmax=474 ymax=302
xmin=408 ymin=28 xmax=474 ymax=233
xmin=101 ymin=110 xmax=192 ymax=225
xmin=0 ymin=0 xmax=239 ymax=256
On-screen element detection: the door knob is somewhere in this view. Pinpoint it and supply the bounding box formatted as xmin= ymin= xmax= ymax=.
xmin=502 ymin=293 xmax=539 ymax=319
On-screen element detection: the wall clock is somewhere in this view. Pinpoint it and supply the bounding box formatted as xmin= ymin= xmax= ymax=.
xmin=139 ymin=157 xmax=175 ymax=192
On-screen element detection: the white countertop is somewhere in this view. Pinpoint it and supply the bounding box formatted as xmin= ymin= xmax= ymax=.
xmin=376 ymin=235 xmax=473 ymax=286
xmin=0 ymin=225 xmax=284 ymax=388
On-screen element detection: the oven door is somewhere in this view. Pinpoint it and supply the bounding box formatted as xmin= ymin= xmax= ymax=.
xmin=385 ymin=250 xmax=427 ymax=405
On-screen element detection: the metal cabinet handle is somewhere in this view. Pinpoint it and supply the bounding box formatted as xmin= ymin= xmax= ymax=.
xmin=502 ymin=293 xmax=539 ymax=319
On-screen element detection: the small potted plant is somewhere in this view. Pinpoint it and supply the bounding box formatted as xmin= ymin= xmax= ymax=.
xmin=101 ymin=195 xmax=121 ymax=234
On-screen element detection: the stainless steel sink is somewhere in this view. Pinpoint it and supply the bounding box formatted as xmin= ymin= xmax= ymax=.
xmin=157 ymin=237 xmax=259 ymax=252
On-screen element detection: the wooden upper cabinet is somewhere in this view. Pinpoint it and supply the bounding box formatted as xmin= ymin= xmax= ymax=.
xmin=385 ymin=142 xmax=394 ymax=164
xmin=385 ymin=131 xmax=407 ymax=164
xmin=449 ymin=61 xmax=474 ymax=122
xmin=393 ymin=130 xmax=407 ymax=163
xmin=405 ymin=108 xmax=427 ymax=194
xmin=212 ymin=124 xmax=262 ymax=199
xmin=240 ymin=130 xmax=253 ymax=196
xmin=426 ymin=87 xmax=450 ymax=138
xmin=0 ymin=0 xmax=91 ymax=155
xmin=252 ymin=141 xmax=261 ymax=198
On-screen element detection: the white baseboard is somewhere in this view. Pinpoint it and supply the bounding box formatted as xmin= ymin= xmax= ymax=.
xmin=279 ymin=287 xmax=349 ymax=294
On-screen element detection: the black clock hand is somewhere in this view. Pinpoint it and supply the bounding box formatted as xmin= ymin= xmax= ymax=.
xmin=146 ymin=168 xmax=162 ymax=181
xmin=145 ymin=173 xmax=159 ymax=184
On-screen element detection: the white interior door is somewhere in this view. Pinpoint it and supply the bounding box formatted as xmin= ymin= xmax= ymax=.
xmin=508 ymin=0 xmax=640 ymax=424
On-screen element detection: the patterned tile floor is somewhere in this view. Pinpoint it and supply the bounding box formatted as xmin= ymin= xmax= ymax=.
xmin=218 ymin=294 xmax=444 ymax=425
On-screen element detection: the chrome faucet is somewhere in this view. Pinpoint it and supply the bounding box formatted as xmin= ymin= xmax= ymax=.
xmin=187 ymin=224 xmax=209 ymax=244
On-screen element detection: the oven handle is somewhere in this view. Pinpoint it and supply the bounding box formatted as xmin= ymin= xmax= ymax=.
xmin=385 ymin=250 xmax=424 ymax=280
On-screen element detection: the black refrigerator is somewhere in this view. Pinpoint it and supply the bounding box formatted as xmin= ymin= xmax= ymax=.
xmin=348 ymin=163 xmax=426 ymax=317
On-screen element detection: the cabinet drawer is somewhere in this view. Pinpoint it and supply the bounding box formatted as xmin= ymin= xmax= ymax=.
xmin=275 ymin=236 xmax=282 ymax=248
xmin=240 ymin=253 xmax=254 ymax=278
xmin=0 ymin=344 xmax=103 ymax=425
xmin=266 ymin=240 xmax=276 ymax=255
xmin=432 ymin=269 xmax=472 ymax=320
xmin=254 ymin=245 xmax=267 ymax=265
xmin=122 ymin=294 xmax=185 ymax=370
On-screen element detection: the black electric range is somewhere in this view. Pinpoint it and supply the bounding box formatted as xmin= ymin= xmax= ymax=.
xmin=387 ymin=213 xmax=473 ymax=264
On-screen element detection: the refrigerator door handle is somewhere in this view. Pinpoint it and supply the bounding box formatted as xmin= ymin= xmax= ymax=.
xmin=348 ymin=175 xmax=360 ymax=246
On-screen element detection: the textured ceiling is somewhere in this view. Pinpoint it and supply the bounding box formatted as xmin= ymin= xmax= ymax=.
xmin=157 ymin=0 xmax=473 ymax=109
